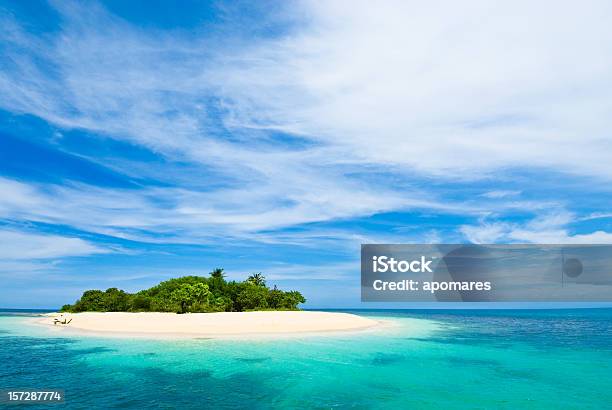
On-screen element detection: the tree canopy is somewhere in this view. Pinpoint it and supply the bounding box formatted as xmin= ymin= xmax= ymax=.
xmin=61 ymin=270 xmax=306 ymax=313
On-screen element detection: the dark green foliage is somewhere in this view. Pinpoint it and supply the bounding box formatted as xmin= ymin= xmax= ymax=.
xmin=171 ymin=282 xmax=211 ymax=313
xmin=61 ymin=270 xmax=306 ymax=313
xmin=60 ymin=304 xmax=73 ymax=312
xmin=237 ymin=283 xmax=269 ymax=311
xmin=280 ymin=291 xmax=306 ymax=310
xmin=130 ymin=294 xmax=151 ymax=311
xmin=267 ymin=286 xmax=284 ymax=309
xmin=72 ymin=290 xmax=105 ymax=312
xmin=103 ymin=288 xmax=131 ymax=311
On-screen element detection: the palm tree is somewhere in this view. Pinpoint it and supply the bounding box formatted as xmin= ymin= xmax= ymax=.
xmin=247 ymin=272 xmax=266 ymax=287
xmin=209 ymin=268 xmax=226 ymax=292
xmin=210 ymin=268 xmax=225 ymax=280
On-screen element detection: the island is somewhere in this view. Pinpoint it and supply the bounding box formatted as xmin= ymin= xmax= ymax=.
xmin=60 ymin=269 xmax=305 ymax=314
xmin=37 ymin=269 xmax=379 ymax=338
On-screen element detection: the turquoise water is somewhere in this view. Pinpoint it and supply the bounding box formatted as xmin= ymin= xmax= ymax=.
xmin=1 ymin=309 xmax=612 ymax=409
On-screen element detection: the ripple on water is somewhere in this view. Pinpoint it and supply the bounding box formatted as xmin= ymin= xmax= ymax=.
xmin=235 ymin=357 xmax=271 ymax=363
xmin=370 ymin=352 xmax=405 ymax=366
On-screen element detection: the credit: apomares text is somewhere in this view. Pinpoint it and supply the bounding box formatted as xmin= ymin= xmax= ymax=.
xmin=372 ymin=280 xmax=492 ymax=293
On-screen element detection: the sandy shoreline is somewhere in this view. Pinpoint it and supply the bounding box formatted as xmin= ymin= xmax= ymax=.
xmin=33 ymin=311 xmax=381 ymax=339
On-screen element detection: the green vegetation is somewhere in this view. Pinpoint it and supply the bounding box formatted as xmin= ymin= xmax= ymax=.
xmin=60 ymin=269 xmax=306 ymax=313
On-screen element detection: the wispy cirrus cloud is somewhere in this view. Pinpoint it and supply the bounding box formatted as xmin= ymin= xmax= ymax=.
xmin=461 ymin=211 xmax=612 ymax=244
xmin=3 ymin=0 xmax=612 ymax=184
xmin=0 ymin=176 xmax=438 ymax=243
xmin=212 ymin=0 xmax=612 ymax=179
xmin=1 ymin=1 xmax=426 ymax=243
xmin=0 ymin=0 xmax=611 ymax=277
xmin=481 ymin=190 xmax=522 ymax=199
xmin=0 ymin=229 xmax=107 ymax=260
xmin=0 ymin=174 xmax=567 ymax=246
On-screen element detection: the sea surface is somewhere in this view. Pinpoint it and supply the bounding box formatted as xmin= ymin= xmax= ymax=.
xmin=1 ymin=309 xmax=611 ymax=409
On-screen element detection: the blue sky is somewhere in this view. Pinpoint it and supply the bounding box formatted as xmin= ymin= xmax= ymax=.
xmin=1 ymin=0 xmax=612 ymax=308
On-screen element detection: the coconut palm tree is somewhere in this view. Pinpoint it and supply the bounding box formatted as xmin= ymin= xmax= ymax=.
xmin=209 ymin=268 xmax=226 ymax=292
xmin=210 ymin=268 xmax=225 ymax=280
xmin=247 ymin=272 xmax=266 ymax=287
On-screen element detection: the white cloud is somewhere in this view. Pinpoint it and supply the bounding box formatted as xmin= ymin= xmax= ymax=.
xmin=580 ymin=212 xmax=612 ymax=221
xmin=0 ymin=1 xmax=611 ymax=247
xmin=2 ymin=1 xmax=611 ymax=180
xmin=0 ymin=229 xmax=107 ymax=260
xmin=509 ymin=229 xmax=612 ymax=244
xmin=460 ymin=222 xmax=510 ymax=244
xmin=0 ymin=176 xmax=432 ymax=242
xmin=0 ymin=175 xmax=561 ymax=246
xmin=214 ymin=0 xmax=612 ymax=179
xmin=481 ymin=190 xmax=522 ymax=199
xmin=0 ymin=4 xmax=432 ymax=238
xmin=461 ymin=211 xmax=612 ymax=244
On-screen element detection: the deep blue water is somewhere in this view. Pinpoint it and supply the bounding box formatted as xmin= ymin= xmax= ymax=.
xmin=1 ymin=309 xmax=611 ymax=409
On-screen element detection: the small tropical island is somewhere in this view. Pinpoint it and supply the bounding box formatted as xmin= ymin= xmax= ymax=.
xmin=38 ymin=269 xmax=379 ymax=338
xmin=60 ymin=269 xmax=305 ymax=313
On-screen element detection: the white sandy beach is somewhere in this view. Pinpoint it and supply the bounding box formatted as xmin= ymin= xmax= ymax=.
xmin=35 ymin=311 xmax=380 ymax=338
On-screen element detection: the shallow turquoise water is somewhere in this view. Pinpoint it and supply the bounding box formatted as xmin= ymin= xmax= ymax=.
xmin=1 ymin=309 xmax=611 ymax=409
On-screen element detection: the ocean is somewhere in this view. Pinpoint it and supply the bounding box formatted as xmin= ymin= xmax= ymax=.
xmin=1 ymin=309 xmax=611 ymax=409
